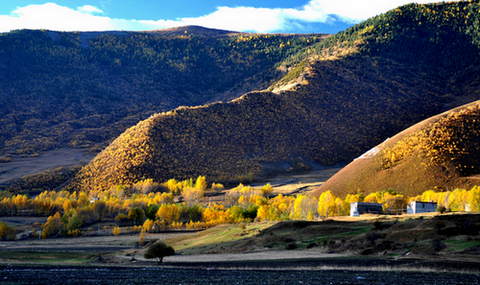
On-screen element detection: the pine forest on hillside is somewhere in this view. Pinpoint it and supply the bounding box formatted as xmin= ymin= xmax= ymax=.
xmin=0 ymin=28 xmax=323 ymax=156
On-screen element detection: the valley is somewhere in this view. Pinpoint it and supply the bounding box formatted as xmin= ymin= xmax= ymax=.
xmin=0 ymin=148 xmax=94 ymax=185
xmin=1 ymin=212 xmax=480 ymax=284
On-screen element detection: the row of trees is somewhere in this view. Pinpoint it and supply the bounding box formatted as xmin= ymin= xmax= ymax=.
xmin=2 ymin=173 xmax=480 ymax=240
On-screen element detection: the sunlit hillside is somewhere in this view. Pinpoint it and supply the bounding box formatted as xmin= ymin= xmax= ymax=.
xmin=314 ymin=100 xmax=480 ymax=199
xmin=72 ymin=2 xmax=480 ymax=192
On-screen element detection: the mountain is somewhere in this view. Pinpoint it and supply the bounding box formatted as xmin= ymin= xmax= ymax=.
xmin=71 ymin=2 xmax=480 ymax=193
xmin=0 ymin=27 xmax=321 ymax=157
xmin=313 ymin=100 xmax=480 ymax=199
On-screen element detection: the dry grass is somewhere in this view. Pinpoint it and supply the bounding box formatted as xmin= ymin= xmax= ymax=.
xmin=163 ymin=222 xmax=275 ymax=255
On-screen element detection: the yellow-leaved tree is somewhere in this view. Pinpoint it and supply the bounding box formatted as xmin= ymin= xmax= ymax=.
xmin=182 ymin=187 xmax=204 ymax=207
xmin=467 ymin=186 xmax=480 ymax=211
xmin=42 ymin=212 xmax=62 ymax=238
xmin=317 ymin=190 xmax=337 ymax=219
xmin=156 ymin=204 xmax=181 ymax=226
xmin=195 ymin=176 xmax=208 ymax=191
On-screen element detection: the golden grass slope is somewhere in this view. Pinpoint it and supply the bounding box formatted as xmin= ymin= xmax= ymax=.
xmin=314 ymin=101 xmax=480 ymax=199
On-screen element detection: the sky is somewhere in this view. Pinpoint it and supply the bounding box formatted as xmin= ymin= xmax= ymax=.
xmin=0 ymin=1 xmax=455 ymax=34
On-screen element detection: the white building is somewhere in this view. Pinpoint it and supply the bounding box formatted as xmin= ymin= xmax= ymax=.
xmin=407 ymin=201 xmax=437 ymax=214
xmin=350 ymin=202 xmax=383 ymax=216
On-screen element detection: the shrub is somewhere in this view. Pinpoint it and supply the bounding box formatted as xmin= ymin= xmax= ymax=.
xmin=436 ymin=205 xmax=446 ymax=214
xmin=112 ymin=226 xmax=121 ymax=236
xmin=433 ymin=220 xmax=446 ymax=233
xmin=366 ymin=231 xmax=378 ymax=246
xmin=431 ymin=236 xmax=445 ymax=252
xmin=0 ymin=222 xmax=16 ymax=241
xmin=285 ymin=243 xmax=298 ymax=250
xmin=144 ymin=241 xmax=175 ymax=264
xmin=373 ymin=221 xmax=383 ymax=230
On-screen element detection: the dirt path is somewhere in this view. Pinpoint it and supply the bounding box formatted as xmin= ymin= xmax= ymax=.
xmin=162 ymin=250 xmax=344 ymax=263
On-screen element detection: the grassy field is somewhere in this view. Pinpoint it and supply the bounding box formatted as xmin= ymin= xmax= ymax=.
xmin=1 ymin=212 xmax=480 ymax=275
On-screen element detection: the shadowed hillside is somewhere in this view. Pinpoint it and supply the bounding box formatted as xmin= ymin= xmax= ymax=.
xmin=71 ymin=1 xmax=480 ymax=192
xmin=314 ymin=100 xmax=480 ymax=199
xmin=0 ymin=28 xmax=321 ymax=156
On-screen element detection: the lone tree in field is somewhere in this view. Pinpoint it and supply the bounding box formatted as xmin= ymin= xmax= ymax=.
xmin=144 ymin=241 xmax=175 ymax=264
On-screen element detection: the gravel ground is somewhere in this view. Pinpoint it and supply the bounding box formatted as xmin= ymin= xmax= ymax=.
xmin=1 ymin=265 xmax=480 ymax=285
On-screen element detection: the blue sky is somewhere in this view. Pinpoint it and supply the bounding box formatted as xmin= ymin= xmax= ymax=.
xmin=0 ymin=1 xmax=453 ymax=34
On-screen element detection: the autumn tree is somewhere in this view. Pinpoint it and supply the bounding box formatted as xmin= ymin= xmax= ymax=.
xmin=77 ymin=191 xmax=90 ymax=207
xmin=318 ymin=190 xmax=337 ymax=219
xmin=149 ymin=192 xmax=174 ymax=205
xmin=133 ymin=179 xmax=159 ymax=195
xmin=156 ymin=204 xmax=180 ymax=226
xmin=115 ymin=185 xmax=125 ymax=202
xmin=182 ymin=187 xmax=204 ymax=207
xmin=383 ymin=193 xmax=406 ymax=214
xmin=42 ymin=212 xmax=63 ymax=238
xmin=194 ymin=176 xmax=208 ymax=191
xmin=291 ymin=195 xmax=317 ymax=220
xmin=165 ymin=179 xmax=180 ymax=194
xmin=467 ymin=186 xmax=480 ymax=211
xmin=63 ymin=199 xmax=72 ymax=213
xmin=260 ymin=183 xmax=273 ymax=197
xmin=142 ymin=219 xmax=155 ymax=232
xmin=211 ymin=182 xmax=224 ymax=191
xmin=112 ymin=226 xmax=121 ymax=235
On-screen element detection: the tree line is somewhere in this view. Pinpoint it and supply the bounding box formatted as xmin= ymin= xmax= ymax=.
xmin=2 ymin=174 xmax=480 ymax=240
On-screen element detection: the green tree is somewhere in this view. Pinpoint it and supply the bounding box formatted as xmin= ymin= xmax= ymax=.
xmin=144 ymin=241 xmax=175 ymax=264
xmin=145 ymin=204 xmax=160 ymax=220
xmin=0 ymin=222 xmax=16 ymax=241
xmin=93 ymin=200 xmax=106 ymax=222
xmin=128 ymin=207 xmax=145 ymax=225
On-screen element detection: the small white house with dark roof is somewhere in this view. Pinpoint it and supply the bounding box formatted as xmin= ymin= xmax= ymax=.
xmin=407 ymin=201 xmax=437 ymax=214
xmin=350 ymin=202 xmax=383 ymax=216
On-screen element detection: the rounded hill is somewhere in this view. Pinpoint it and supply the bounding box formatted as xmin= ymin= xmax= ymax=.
xmin=314 ymin=100 xmax=480 ymax=199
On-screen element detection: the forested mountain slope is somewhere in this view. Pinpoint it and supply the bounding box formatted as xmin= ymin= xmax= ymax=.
xmin=0 ymin=26 xmax=321 ymax=156
xmin=71 ymin=2 xmax=480 ymax=192
xmin=314 ymin=100 xmax=480 ymax=199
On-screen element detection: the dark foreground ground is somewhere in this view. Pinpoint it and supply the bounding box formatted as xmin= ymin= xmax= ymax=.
xmin=1 ymin=264 xmax=480 ymax=285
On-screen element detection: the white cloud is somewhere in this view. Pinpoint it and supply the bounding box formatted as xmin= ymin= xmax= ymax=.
xmin=77 ymin=5 xmax=104 ymax=15
xmin=0 ymin=1 xmax=459 ymax=33
xmin=309 ymin=0 xmax=441 ymax=23
xmin=1 ymin=3 xmax=114 ymax=32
